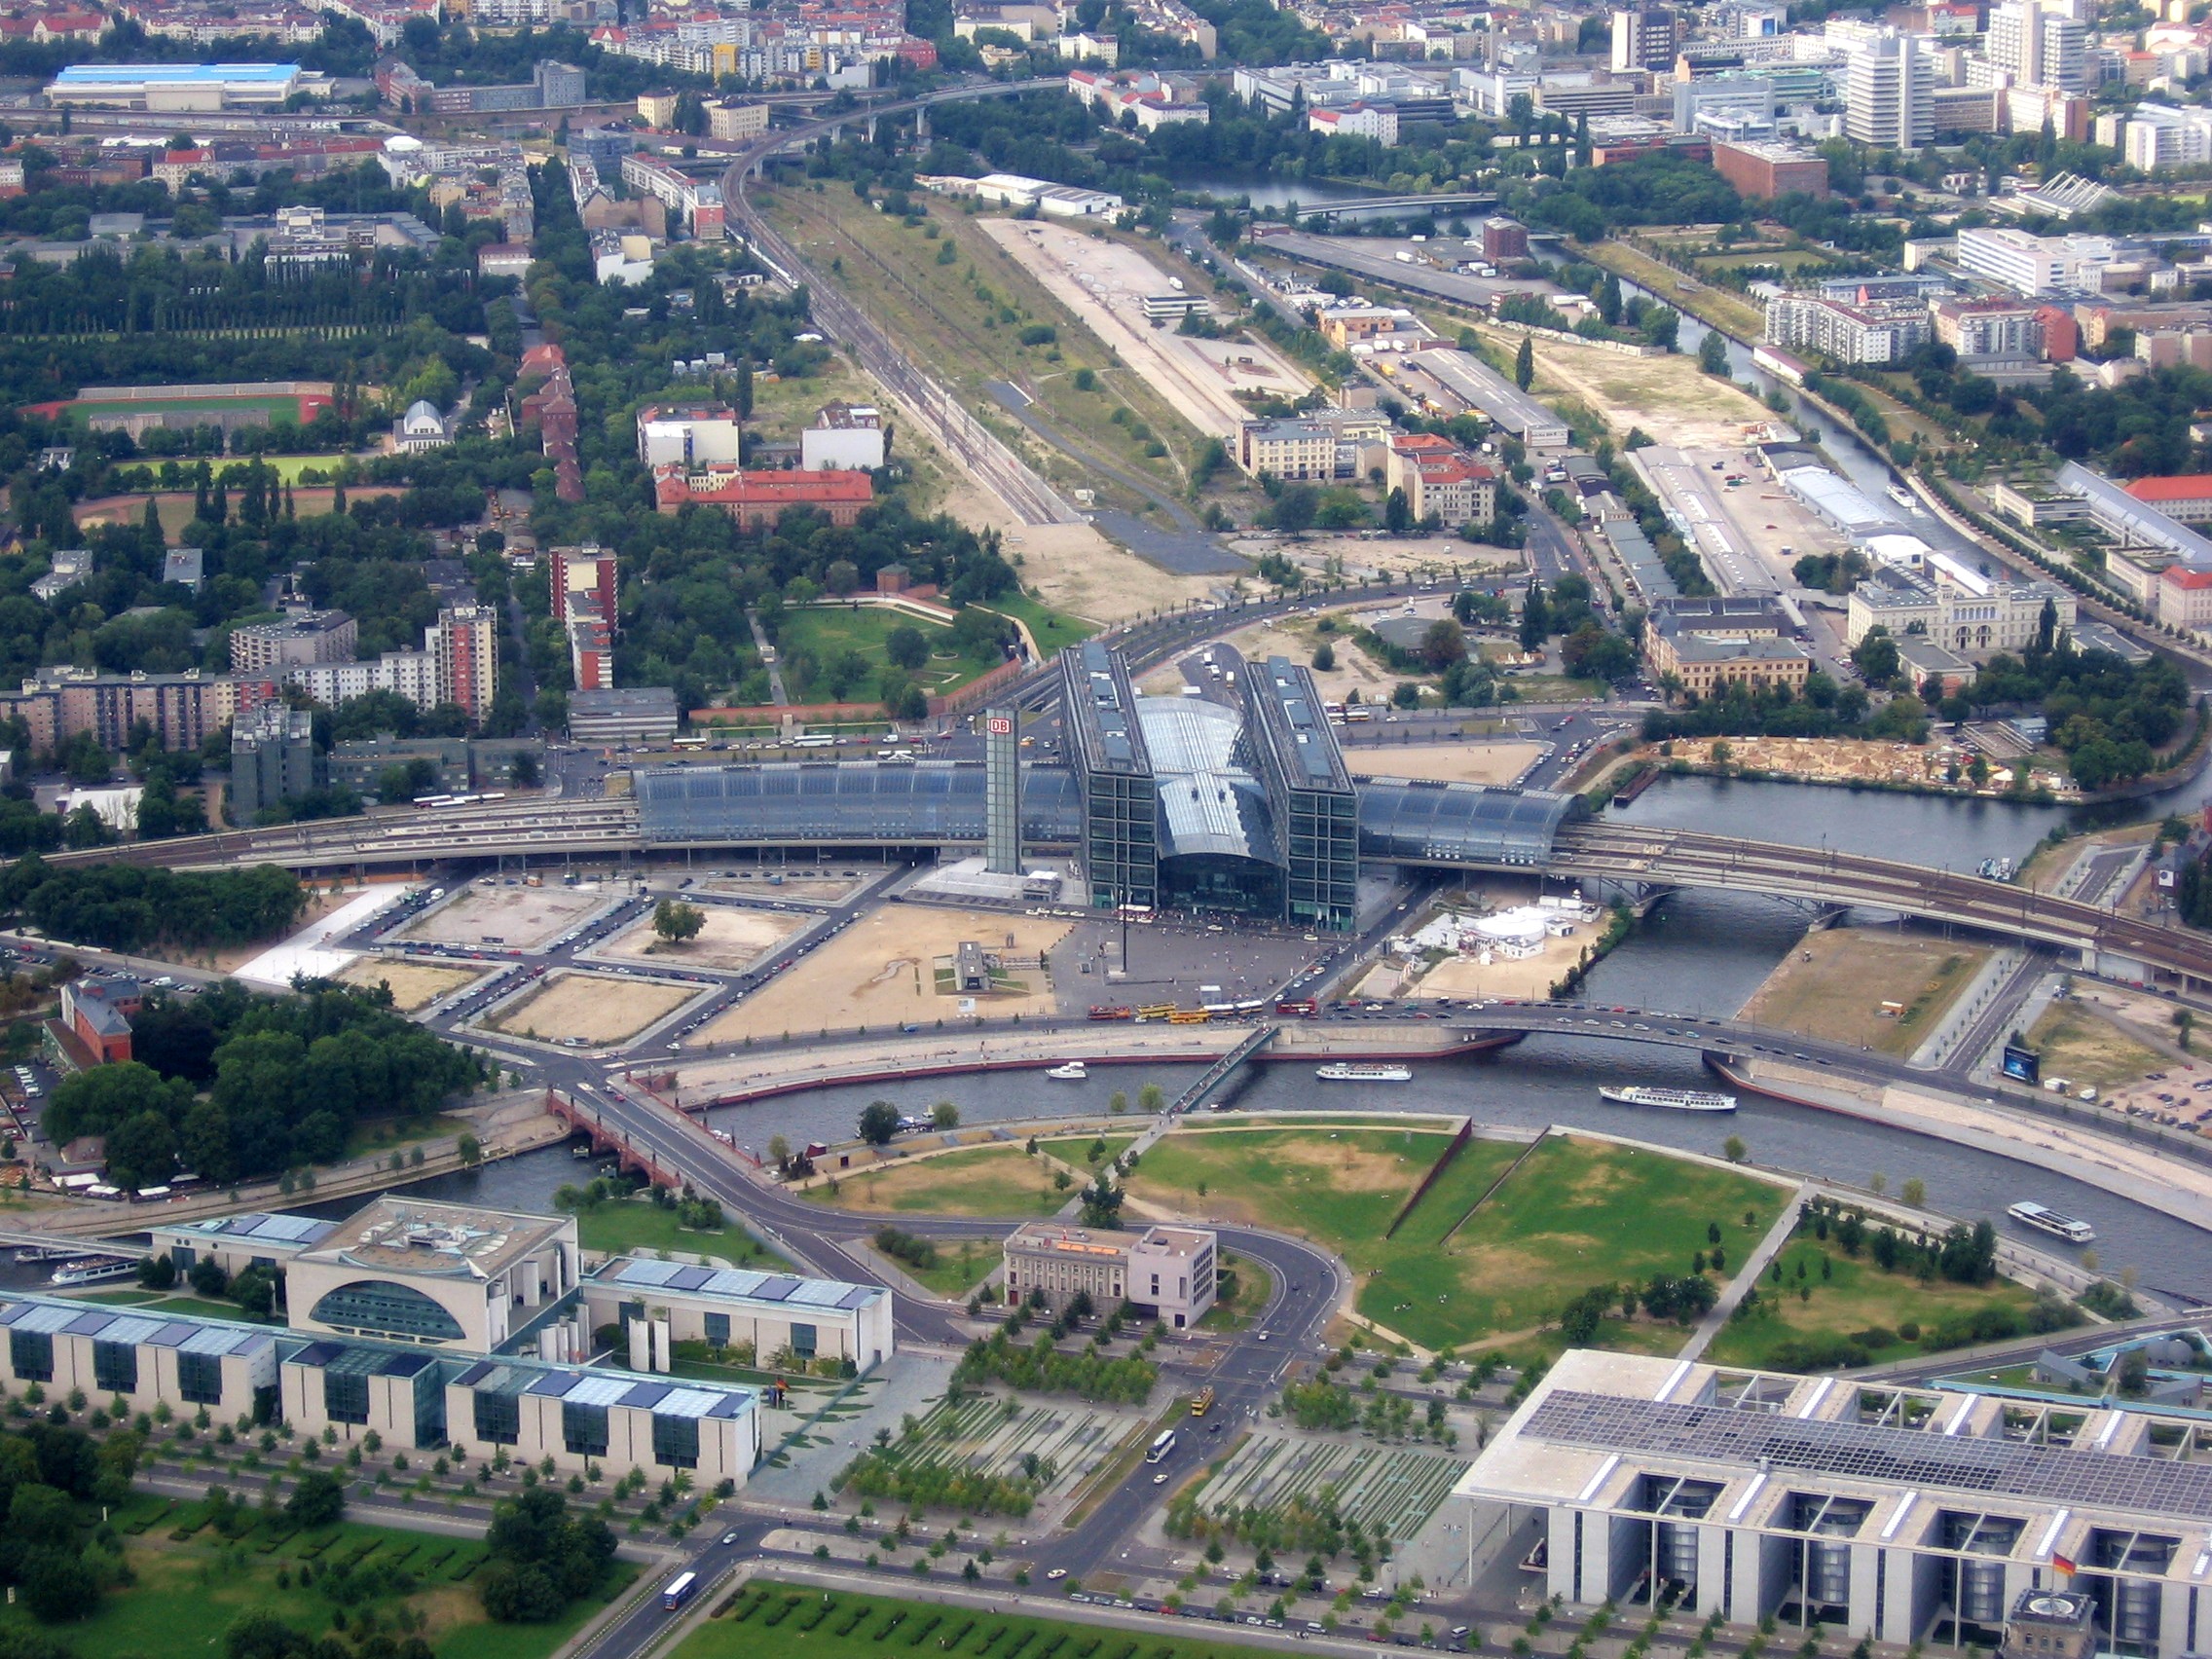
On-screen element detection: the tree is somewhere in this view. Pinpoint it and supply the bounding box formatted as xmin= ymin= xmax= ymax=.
xmin=1312 ymin=643 xmax=1336 ymax=672
xmin=651 ymin=900 xmax=706 ymax=945
xmin=1722 ymin=1135 xmax=1747 ymax=1163
xmin=766 ymin=1133 xmax=793 ymax=1167
xmin=1514 ymin=336 xmax=1534 ymax=391
xmin=930 ymin=1100 xmax=960 ymax=1130
xmin=885 ymin=626 xmax=930 ymax=671
xmin=1520 ymin=580 xmax=1549 ymax=651
xmin=1902 ymin=1177 xmax=1927 ymax=1207
xmin=285 ymin=1468 xmax=347 ymax=1529
xmin=1698 ymin=329 xmax=1730 ymax=376
xmin=1079 ymin=1172 xmax=1124 ymax=1229
xmin=859 ymin=1100 xmax=902 ymax=1147
xmin=1272 ymin=484 xmax=1319 ymax=535
xmin=1852 ymin=627 xmax=1900 ymax=685
xmin=1420 ymin=619 xmax=1468 ymax=672
xmin=478 ymin=1488 xmax=617 ymax=1623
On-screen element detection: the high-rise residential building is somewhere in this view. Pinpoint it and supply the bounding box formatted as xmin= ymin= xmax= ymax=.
xmin=428 ymin=604 xmax=499 ymax=725
xmin=229 ymin=610 xmax=357 ymax=675
xmin=549 ymin=546 xmax=617 ymax=630
xmin=1844 ymin=32 xmax=1933 ymax=150
xmin=1609 ymin=5 xmax=1677 ymax=72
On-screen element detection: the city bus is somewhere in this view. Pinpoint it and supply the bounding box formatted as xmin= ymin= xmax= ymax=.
xmin=1191 ymin=1386 xmax=1216 ymax=1418
xmin=671 ymin=735 xmax=709 ymax=751
xmin=1146 ymin=1429 xmax=1178 ymax=1464
xmin=662 ymin=1571 xmax=699 ymax=1611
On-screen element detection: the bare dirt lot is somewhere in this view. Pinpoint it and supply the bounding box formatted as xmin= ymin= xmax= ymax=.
xmin=337 ymin=958 xmax=485 ymax=1013
xmin=1512 ymin=327 xmax=1778 ymax=450
xmin=980 ymin=218 xmax=1310 ymax=441
xmin=485 ymin=971 xmax=694 ymax=1046
xmin=1344 ymin=742 xmax=1544 ymax=786
xmin=1737 ymin=926 xmax=1989 ymax=1056
xmin=598 ymin=905 xmax=804 ymax=973
xmin=401 ymin=883 xmax=609 ymax=950
xmin=691 ymin=903 xmax=1074 ymax=1044
xmin=940 ymin=479 xmax=1218 ymax=623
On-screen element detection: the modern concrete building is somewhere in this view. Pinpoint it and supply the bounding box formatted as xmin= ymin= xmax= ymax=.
xmin=1063 ymin=640 xmax=1157 ymax=913
xmin=1452 ymin=1346 xmax=2212 ymax=1655
xmin=147 ymin=1211 xmax=339 ymax=1277
xmin=1002 ymin=1222 xmax=1217 ymax=1328
xmin=286 ymin=1198 xmax=581 ymax=1354
xmin=985 ymin=706 xmax=1021 ymax=875
xmin=47 ymin=61 xmax=315 ymax=109
xmin=800 ymin=402 xmax=886 ymax=472
xmin=0 ymin=1295 xmax=279 ymax=1419
xmin=580 ymin=1256 xmax=894 ymax=1374
xmin=1764 ymin=293 xmax=1931 ymax=365
xmin=228 ymin=702 xmax=322 ymax=824
xmin=569 ymin=687 xmax=679 ymax=745
xmin=1843 ymin=32 xmax=1932 ymax=151
xmin=1245 ymin=654 xmax=1358 ymax=934
xmin=1711 ymin=139 xmax=1828 ymax=200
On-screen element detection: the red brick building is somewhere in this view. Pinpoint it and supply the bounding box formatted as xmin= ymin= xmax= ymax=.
xmin=652 ymin=467 xmax=873 ymax=528
xmin=58 ymin=977 xmax=139 ymax=1066
xmin=1712 ymin=139 xmax=1830 ymax=201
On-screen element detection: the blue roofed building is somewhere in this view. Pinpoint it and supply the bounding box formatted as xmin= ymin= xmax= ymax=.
xmin=582 ymin=1256 xmax=894 ymax=1376
xmin=47 ymin=63 xmax=318 ymax=109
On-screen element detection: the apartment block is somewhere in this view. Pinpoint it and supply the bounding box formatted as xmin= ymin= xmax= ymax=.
xmin=427 ymin=604 xmax=499 ymax=725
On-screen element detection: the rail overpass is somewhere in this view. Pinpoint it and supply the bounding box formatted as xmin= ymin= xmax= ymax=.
xmin=51 ymin=779 xmax=2212 ymax=991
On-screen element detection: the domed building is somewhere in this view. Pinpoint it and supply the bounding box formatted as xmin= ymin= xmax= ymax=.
xmin=393 ymin=398 xmax=451 ymax=453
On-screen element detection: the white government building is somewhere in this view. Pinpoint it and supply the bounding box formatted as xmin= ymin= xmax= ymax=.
xmin=0 ymin=1197 xmax=896 ymax=1487
xmin=1453 ymin=1348 xmax=2212 ymax=1655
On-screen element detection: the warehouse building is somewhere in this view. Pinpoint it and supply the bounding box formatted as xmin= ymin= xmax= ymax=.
xmin=1452 ymin=1347 xmax=2212 ymax=1656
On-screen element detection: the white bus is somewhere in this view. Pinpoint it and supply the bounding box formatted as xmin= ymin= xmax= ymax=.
xmin=1146 ymin=1429 xmax=1178 ymax=1464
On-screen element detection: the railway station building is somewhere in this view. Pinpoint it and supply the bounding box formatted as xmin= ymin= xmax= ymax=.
xmin=1454 ymin=1346 xmax=2212 ymax=1656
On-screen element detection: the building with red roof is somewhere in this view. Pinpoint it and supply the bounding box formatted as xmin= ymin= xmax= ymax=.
xmin=2158 ymin=562 xmax=2212 ymax=631
xmin=2125 ymin=475 xmax=2212 ymax=523
xmin=653 ymin=465 xmax=873 ymax=527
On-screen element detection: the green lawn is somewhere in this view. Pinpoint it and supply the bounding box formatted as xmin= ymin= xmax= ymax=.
xmin=1198 ymin=1249 xmax=1273 ymax=1333
xmin=0 ymin=1498 xmax=635 ymax=1659
xmin=898 ymin=1235 xmax=1000 ymax=1299
xmin=808 ymin=1144 xmax=1072 ymax=1218
xmin=1701 ymin=1236 xmax=2046 ymax=1371
xmin=773 ymin=606 xmax=1004 ymax=702
xmin=79 ymin=1290 xmax=269 ymax=1321
xmin=572 ymin=1198 xmax=793 ymax=1270
xmin=1040 ymin=1132 xmax=1138 ymax=1171
xmin=1124 ymin=1127 xmax=1786 ymax=1357
xmin=1364 ymin=1136 xmax=1786 ymax=1354
xmin=345 ymin=1111 xmax=476 ymax=1161
xmin=675 ymin=1583 xmax=1381 ymax=1659
xmin=979 ymin=592 xmax=1100 ymax=648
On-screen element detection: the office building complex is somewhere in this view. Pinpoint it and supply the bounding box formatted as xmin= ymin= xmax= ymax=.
xmin=1002 ymin=1222 xmax=1217 ymax=1329
xmin=1063 ymin=640 xmax=1158 ymax=913
xmin=1844 ymin=33 xmax=1932 ymax=150
xmin=1244 ymin=655 xmax=1358 ymax=933
xmin=1453 ymin=1346 xmax=2212 ymax=1657
xmin=227 ymin=703 xmax=322 ymax=824
xmin=580 ymin=1257 xmax=893 ymax=1374
xmin=1764 ymin=293 xmax=1932 ymax=364
xmin=567 ymin=687 xmax=678 ymax=746
xmin=1610 ymin=5 xmax=1677 ymax=72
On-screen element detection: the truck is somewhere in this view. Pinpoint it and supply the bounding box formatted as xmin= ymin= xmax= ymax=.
xmin=1394 ymin=250 xmax=1415 ymax=263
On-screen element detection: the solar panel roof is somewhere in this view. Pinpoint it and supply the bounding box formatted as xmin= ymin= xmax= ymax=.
xmin=1527 ymin=1390 xmax=2212 ymax=1523
xmin=97 ymin=1315 xmax=166 ymax=1346
xmin=596 ymin=1258 xmax=881 ymax=1309
xmin=562 ymin=1375 xmax=635 ymax=1408
xmin=12 ymin=1304 xmax=82 ymax=1335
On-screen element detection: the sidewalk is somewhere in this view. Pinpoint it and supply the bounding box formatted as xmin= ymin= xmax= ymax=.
xmin=1677 ymin=1182 xmax=1810 ymax=1362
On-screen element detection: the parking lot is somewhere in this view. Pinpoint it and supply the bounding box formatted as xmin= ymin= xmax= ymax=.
xmin=399 ymin=881 xmax=612 ymax=951
xmin=482 ymin=969 xmax=697 ymax=1047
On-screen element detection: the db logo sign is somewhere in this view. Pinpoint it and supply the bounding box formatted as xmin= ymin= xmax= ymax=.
xmin=987 ymin=717 xmax=1014 ymax=735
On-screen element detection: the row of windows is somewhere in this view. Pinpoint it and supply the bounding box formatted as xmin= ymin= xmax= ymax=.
xmin=563 ymin=1401 xmax=608 ymax=1458
xmin=311 ymin=1281 xmax=466 ymax=1345
xmin=92 ymin=1340 xmax=135 ymax=1395
xmin=651 ymin=1413 xmax=699 ymax=1470
xmin=324 ymin=1370 xmax=370 ymax=1426
xmin=10 ymin=1330 xmax=50 ymax=1383
xmin=179 ymin=1350 xmax=224 ymax=1407
xmin=475 ymin=1391 xmax=522 ymax=1447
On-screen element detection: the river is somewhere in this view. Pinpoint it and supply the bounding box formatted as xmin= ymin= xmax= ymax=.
xmin=292 ymin=773 xmax=2212 ymax=1305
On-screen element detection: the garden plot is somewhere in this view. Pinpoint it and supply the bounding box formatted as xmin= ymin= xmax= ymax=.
xmin=897 ymin=1391 xmax=1145 ymax=1507
xmin=1191 ymin=1433 xmax=1469 ymax=1540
